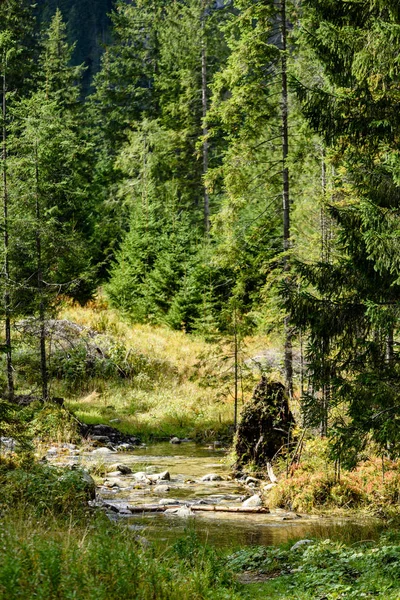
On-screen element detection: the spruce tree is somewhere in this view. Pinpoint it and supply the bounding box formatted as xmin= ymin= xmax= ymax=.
xmin=287 ymin=0 xmax=400 ymax=459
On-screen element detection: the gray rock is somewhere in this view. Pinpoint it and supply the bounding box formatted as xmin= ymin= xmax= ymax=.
xmin=132 ymin=471 xmax=148 ymax=481
xmin=148 ymin=471 xmax=170 ymax=482
xmin=47 ymin=447 xmax=59 ymax=455
xmin=170 ymin=437 xmax=181 ymax=444
xmin=154 ymin=485 xmax=171 ymax=493
xmin=107 ymin=471 xmax=122 ymax=477
xmin=290 ymin=539 xmax=313 ymax=551
xmin=116 ymin=443 xmax=135 ymax=452
xmin=245 ymin=477 xmax=260 ymax=485
xmin=201 ymin=473 xmax=223 ymax=482
xmin=159 ymin=498 xmax=180 ymax=506
xmin=242 ymin=494 xmax=263 ymax=508
xmin=115 ymin=464 xmax=132 ymax=475
xmin=92 ymin=447 xmax=114 ymax=455
xmin=0 ymin=437 xmax=17 ymax=451
xmin=80 ymin=471 xmax=96 ymax=500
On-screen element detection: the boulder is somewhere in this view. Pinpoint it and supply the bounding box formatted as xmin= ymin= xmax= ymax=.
xmin=170 ymin=437 xmax=181 ymax=444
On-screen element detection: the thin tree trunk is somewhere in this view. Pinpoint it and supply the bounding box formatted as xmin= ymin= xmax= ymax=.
xmin=386 ymin=326 xmax=394 ymax=367
xmin=35 ymin=140 xmax=48 ymax=401
xmin=320 ymin=149 xmax=330 ymax=437
xmin=234 ymin=302 xmax=238 ymax=430
xmin=280 ymin=0 xmax=293 ymax=397
xmin=2 ymin=61 xmax=14 ymax=401
xmin=201 ymin=0 xmax=210 ymax=235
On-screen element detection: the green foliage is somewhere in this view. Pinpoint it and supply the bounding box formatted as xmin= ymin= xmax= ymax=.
xmin=22 ymin=403 xmax=80 ymax=443
xmin=0 ymin=520 xmax=242 ymax=600
xmin=286 ymin=0 xmax=400 ymax=456
xmin=0 ymin=463 xmax=92 ymax=515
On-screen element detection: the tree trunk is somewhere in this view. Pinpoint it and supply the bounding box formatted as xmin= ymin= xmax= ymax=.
xmin=280 ymin=0 xmax=293 ymax=397
xmin=2 ymin=60 xmax=14 ymax=402
xmin=201 ymin=0 xmax=210 ymax=235
xmin=35 ymin=140 xmax=48 ymax=401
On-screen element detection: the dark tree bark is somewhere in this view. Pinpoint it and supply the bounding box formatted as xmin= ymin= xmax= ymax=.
xmin=34 ymin=140 xmax=48 ymax=401
xmin=280 ymin=0 xmax=293 ymax=397
xmin=2 ymin=58 xmax=14 ymax=402
xmin=201 ymin=0 xmax=210 ymax=235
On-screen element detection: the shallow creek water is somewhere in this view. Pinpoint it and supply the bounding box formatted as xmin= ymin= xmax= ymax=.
xmin=67 ymin=442 xmax=384 ymax=548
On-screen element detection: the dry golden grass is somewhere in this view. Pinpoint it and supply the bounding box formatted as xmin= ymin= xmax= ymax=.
xmin=57 ymin=299 xmax=273 ymax=441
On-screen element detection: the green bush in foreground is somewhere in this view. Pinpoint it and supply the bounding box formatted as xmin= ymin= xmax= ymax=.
xmin=0 ymin=462 xmax=93 ymax=516
xmin=229 ymin=531 xmax=400 ymax=599
xmin=0 ymin=516 xmax=241 ymax=600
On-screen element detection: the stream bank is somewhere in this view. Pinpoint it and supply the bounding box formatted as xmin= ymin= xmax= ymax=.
xmin=47 ymin=441 xmax=385 ymax=549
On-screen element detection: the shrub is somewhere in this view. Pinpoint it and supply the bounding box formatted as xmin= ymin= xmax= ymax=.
xmin=0 ymin=463 xmax=93 ymax=516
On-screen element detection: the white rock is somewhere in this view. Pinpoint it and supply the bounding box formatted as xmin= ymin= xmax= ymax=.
xmin=242 ymin=494 xmax=263 ymax=508
xmin=107 ymin=471 xmax=122 ymax=477
xmin=132 ymin=471 xmax=147 ymax=480
xmin=148 ymin=471 xmax=170 ymax=482
xmin=92 ymin=447 xmax=114 ymax=455
xmin=201 ymin=473 xmax=223 ymax=482
xmin=263 ymin=483 xmax=277 ymax=492
xmin=154 ymin=485 xmax=171 ymax=493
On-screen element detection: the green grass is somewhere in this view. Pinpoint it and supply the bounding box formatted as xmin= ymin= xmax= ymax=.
xmin=0 ymin=512 xmax=242 ymax=600
xmin=1 ymin=506 xmax=400 ymax=599
xmin=52 ymin=302 xmax=267 ymax=441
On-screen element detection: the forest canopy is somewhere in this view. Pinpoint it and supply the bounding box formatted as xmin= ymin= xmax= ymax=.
xmin=1 ymin=0 xmax=400 ymax=463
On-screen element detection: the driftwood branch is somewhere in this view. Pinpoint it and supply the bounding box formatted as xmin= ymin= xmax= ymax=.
xmin=266 ymin=462 xmax=278 ymax=483
xmin=128 ymin=504 xmax=270 ymax=514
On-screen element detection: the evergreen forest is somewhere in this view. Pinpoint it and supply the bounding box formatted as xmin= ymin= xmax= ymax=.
xmin=1 ymin=1 xmax=400 ymax=598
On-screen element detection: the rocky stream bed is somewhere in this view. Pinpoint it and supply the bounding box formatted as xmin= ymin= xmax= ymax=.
xmin=43 ymin=437 xmax=384 ymax=549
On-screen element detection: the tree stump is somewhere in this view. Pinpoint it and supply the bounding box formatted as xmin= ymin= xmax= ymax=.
xmin=234 ymin=377 xmax=295 ymax=469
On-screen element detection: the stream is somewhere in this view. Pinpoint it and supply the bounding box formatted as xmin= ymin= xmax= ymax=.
xmin=57 ymin=442 xmax=384 ymax=549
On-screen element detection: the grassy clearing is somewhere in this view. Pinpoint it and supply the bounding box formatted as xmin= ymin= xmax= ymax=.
xmin=48 ymin=301 xmax=267 ymax=441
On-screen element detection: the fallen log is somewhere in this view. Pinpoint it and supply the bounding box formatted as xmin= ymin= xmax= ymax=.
xmin=128 ymin=504 xmax=270 ymax=514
